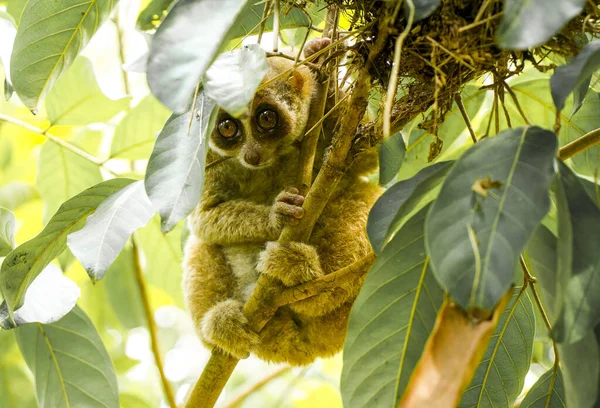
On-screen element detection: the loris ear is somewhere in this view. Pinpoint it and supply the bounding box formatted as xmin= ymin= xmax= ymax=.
xmin=288 ymin=67 xmax=314 ymax=99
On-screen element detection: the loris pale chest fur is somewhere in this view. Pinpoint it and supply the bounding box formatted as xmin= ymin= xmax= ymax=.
xmin=182 ymin=42 xmax=381 ymax=365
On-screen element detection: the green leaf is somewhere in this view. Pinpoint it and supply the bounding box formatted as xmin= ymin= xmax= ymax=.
xmin=557 ymin=331 xmax=600 ymax=408
xmin=411 ymin=0 xmax=441 ymax=22
xmin=104 ymin=245 xmax=146 ymax=329
xmin=0 ymin=264 xmax=80 ymax=329
xmin=0 ymin=178 xmax=134 ymax=317
xmin=15 ymin=306 xmax=119 ymax=408
xmin=341 ymin=205 xmax=445 ymax=408
xmin=552 ymin=162 xmax=600 ymax=344
xmin=145 ymin=90 xmax=216 ymax=233
xmin=10 ymin=0 xmax=120 ymax=111
xmin=45 ymin=57 xmax=130 ymax=126
xmin=147 ymin=0 xmax=249 ymax=113
xmin=136 ymin=215 xmax=183 ymax=307
xmin=496 ymin=0 xmax=586 ymax=50
xmin=458 ymin=288 xmax=535 ymax=407
xmin=110 ymin=94 xmax=171 ymax=160
xmin=525 ymin=225 xmax=558 ymax=317
xmin=571 ymin=75 xmax=592 ymax=117
xmin=67 ymin=181 xmax=155 ymax=282
xmin=378 ymin=130 xmax=406 ymax=185
xmin=0 ymin=207 xmax=16 ymax=256
xmin=136 ymin=0 xmax=174 ymax=30
xmin=228 ymin=2 xmax=315 ymax=40
xmin=0 ymin=182 xmax=38 ymax=211
xmin=551 ymin=41 xmax=600 ymax=111
xmin=519 ymin=368 xmax=566 ymax=408
xmin=37 ymin=140 xmax=103 ymax=222
xmin=204 ymin=44 xmax=268 ymax=118
xmin=0 ymin=11 xmax=16 ymax=99
xmin=425 ymin=126 xmax=557 ymax=310
xmin=368 ymin=161 xmax=452 ymax=254
xmin=492 ymin=78 xmax=600 ymax=177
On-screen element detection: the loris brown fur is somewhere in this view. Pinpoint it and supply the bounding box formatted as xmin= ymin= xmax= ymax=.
xmin=182 ymin=43 xmax=381 ymax=365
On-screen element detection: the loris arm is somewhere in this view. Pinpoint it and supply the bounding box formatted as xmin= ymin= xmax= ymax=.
xmin=190 ymin=187 xmax=305 ymax=245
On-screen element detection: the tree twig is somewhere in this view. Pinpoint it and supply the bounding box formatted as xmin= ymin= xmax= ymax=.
xmin=455 ymin=94 xmax=478 ymax=143
xmin=224 ymin=366 xmax=292 ymax=408
xmin=132 ymin=237 xmax=177 ymax=408
xmin=558 ymin=127 xmax=600 ymax=160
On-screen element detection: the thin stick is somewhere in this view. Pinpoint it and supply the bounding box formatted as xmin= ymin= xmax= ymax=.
xmin=384 ymin=0 xmax=415 ymax=139
xmin=112 ymin=6 xmax=130 ymax=96
xmin=257 ymin=1 xmax=272 ymax=44
xmin=0 ymin=112 xmax=104 ymax=166
xmin=455 ymin=94 xmax=478 ymax=144
xmin=273 ymin=0 xmax=280 ymax=52
xmin=426 ymin=36 xmax=476 ymax=71
xmin=224 ymin=366 xmax=292 ymax=408
xmin=457 ymin=12 xmax=503 ymax=33
xmin=558 ymin=127 xmax=600 ymax=160
xmin=132 ymin=237 xmax=177 ymax=408
xmin=500 ymin=79 xmax=531 ymax=125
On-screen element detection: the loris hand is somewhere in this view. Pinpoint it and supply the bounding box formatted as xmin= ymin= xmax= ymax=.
xmin=270 ymin=187 xmax=305 ymax=228
xmin=201 ymin=300 xmax=259 ymax=359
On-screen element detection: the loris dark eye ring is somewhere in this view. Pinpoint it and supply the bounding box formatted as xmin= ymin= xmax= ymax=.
xmin=218 ymin=119 xmax=239 ymax=138
xmin=257 ymin=109 xmax=278 ymax=130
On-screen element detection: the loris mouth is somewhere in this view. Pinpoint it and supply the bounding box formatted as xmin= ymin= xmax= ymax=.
xmin=240 ymin=159 xmax=273 ymax=169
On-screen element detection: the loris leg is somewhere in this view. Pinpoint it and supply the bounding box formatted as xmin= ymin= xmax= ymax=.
xmin=182 ymin=235 xmax=258 ymax=359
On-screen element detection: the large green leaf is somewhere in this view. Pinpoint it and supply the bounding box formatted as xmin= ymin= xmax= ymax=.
xmin=45 ymin=57 xmax=130 ymax=126
xmin=204 ymin=44 xmax=268 ymax=117
xmin=378 ymin=130 xmax=406 ymax=186
xmin=16 ymin=306 xmax=119 ymax=408
xmin=147 ymin=0 xmax=249 ymax=113
xmin=496 ymin=0 xmax=586 ymax=50
xmin=0 ymin=178 xmax=134 ymax=318
xmin=341 ymin=205 xmax=445 ymax=407
xmin=458 ymin=288 xmax=535 ymax=407
xmin=67 ymin=180 xmax=155 ymax=282
xmin=136 ymin=0 xmax=174 ymax=30
xmin=519 ymin=368 xmax=566 ymax=408
xmin=10 ymin=0 xmax=120 ymax=110
xmin=136 ymin=216 xmax=184 ymax=307
xmin=37 ymin=140 xmax=103 ymax=222
xmin=145 ymin=90 xmax=216 ymax=233
xmin=552 ymin=162 xmax=600 ymax=344
xmin=110 ymin=94 xmax=171 ymax=160
xmin=426 ymin=127 xmax=557 ymax=310
xmin=367 ymin=161 xmax=452 ymax=254
xmin=0 ymin=206 xmax=16 ymax=256
xmin=551 ymin=40 xmax=600 ymax=110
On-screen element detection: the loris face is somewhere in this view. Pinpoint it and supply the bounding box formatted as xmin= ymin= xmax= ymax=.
xmin=209 ymin=57 xmax=315 ymax=169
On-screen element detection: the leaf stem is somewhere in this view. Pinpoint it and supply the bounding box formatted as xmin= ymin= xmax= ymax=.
xmin=558 ymin=127 xmax=600 ymax=160
xmin=131 ymin=237 xmax=177 ymax=408
xmin=500 ymin=79 xmax=531 ymax=126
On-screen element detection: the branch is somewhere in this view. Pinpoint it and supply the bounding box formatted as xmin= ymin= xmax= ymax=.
xmin=132 ymin=237 xmax=177 ymax=408
xmin=558 ymin=127 xmax=600 ymax=160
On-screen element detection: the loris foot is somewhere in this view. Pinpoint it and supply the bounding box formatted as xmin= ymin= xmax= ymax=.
xmin=271 ymin=187 xmax=305 ymax=227
xmin=257 ymin=241 xmax=324 ymax=287
xmin=201 ymin=300 xmax=259 ymax=359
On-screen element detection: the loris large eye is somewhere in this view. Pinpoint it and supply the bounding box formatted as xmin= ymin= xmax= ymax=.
xmin=218 ymin=119 xmax=239 ymax=138
xmin=256 ymin=109 xmax=278 ymax=131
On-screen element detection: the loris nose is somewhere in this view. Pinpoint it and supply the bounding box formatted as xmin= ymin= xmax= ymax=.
xmin=244 ymin=151 xmax=261 ymax=166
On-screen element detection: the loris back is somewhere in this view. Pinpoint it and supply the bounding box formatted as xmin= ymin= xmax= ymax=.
xmin=183 ymin=52 xmax=381 ymax=365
